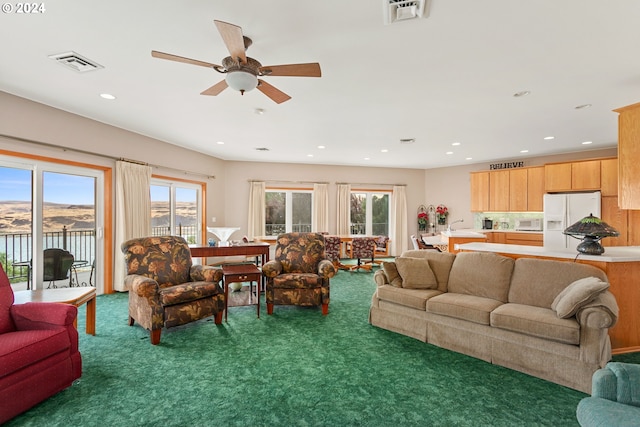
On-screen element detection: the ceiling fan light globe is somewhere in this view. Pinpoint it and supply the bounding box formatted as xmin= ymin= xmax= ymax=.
xmin=226 ymin=70 xmax=258 ymax=93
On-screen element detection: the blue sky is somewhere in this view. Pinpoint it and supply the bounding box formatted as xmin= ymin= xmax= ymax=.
xmin=0 ymin=167 xmax=95 ymax=205
xmin=0 ymin=167 xmax=196 ymax=204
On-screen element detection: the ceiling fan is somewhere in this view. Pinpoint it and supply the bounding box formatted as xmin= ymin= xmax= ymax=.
xmin=151 ymin=20 xmax=321 ymax=104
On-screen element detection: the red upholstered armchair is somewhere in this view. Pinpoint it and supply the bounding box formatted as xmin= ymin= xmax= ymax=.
xmin=0 ymin=265 xmax=82 ymax=424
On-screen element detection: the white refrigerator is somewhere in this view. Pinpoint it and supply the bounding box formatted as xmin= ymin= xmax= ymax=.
xmin=543 ymin=191 xmax=601 ymax=249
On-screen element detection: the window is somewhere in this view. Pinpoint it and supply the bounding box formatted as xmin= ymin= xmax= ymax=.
xmin=151 ymin=179 xmax=202 ymax=244
xmin=0 ymin=158 xmax=104 ymax=292
xmin=350 ymin=191 xmax=390 ymax=236
xmin=265 ymin=189 xmax=312 ymax=236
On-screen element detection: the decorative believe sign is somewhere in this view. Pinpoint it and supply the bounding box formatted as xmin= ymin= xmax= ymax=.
xmin=489 ymin=161 xmax=525 ymax=170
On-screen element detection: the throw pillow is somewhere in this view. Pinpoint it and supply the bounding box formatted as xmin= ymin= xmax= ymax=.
xmin=395 ymin=257 xmax=438 ymax=289
xmin=382 ymin=262 xmax=403 ymax=287
xmin=551 ymin=276 xmax=610 ymax=319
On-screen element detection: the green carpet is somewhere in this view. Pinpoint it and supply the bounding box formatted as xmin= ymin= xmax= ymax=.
xmin=7 ymin=270 xmax=640 ymax=427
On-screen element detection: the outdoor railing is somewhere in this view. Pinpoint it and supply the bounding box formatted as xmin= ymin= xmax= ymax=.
xmin=151 ymin=224 xmax=198 ymax=244
xmin=265 ymin=224 xmax=312 ymax=236
xmin=1 ymin=227 xmax=95 ymax=282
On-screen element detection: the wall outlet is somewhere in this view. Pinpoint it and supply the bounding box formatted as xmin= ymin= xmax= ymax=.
xmin=211 ymin=217 xmax=216 ymax=223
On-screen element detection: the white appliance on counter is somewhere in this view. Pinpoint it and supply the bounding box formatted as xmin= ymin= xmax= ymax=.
xmin=515 ymin=218 xmax=542 ymax=231
xmin=543 ymin=191 xmax=601 ymax=249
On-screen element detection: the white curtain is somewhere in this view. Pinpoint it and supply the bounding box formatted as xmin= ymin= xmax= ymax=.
xmin=337 ymin=184 xmax=351 ymax=235
xmin=312 ymin=183 xmax=329 ymax=233
xmin=391 ymin=185 xmax=408 ymax=256
xmin=114 ymin=161 xmax=152 ymax=292
xmin=247 ymin=181 xmax=265 ymax=240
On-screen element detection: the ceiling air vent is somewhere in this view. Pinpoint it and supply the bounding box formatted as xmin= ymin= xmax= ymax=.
xmin=383 ymin=0 xmax=430 ymax=25
xmin=48 ymin=51 xmax=104 ymax=73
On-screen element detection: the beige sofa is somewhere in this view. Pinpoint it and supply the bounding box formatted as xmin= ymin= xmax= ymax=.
xmin=369 ymin=250 xmax=619 ymax=393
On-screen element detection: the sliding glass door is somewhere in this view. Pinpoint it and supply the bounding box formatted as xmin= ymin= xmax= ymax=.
xmin=0 ymin=157 xmax=104 ymax=291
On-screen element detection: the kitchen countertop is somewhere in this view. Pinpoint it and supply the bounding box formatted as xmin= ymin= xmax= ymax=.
xmin=456 ymin=242 xmax=640 ymax=263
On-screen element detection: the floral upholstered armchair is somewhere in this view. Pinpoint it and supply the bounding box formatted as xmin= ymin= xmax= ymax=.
xmin=262 ymin=233 xmax=336 ymax=315
xmin=121 ymin=236 xmax=225 ymax=345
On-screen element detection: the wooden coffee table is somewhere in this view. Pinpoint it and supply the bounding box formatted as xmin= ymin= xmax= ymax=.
xmin=13 ymin=286 xmax=97 ymax=335
xmin=222 ymin=263 xmax=261 ymax=321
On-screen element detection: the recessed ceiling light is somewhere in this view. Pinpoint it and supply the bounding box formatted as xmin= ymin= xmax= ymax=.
xmin=452 ymin=142 xmax=461 ymax=146
xmin=446 ymin=151 xmax=453 ymax=155
xmin=513 ymin=90 xmax=531 ymax=97
xmin=254 ymin=108 xmax=265 ymax=115
xmin=307 ymin=154 xmax=314 ymax=157
xmin=381 ymin=149 xmax=389 ymax=153
xmin=582 ymin=141 xmax=593 ymax=145
xmin=520 ymin=150 xmax=529 ymax=153
xmin=364 ymin=157 xmax=370 ymax=160
xmin=575 ymin=104 xmax=592 ymax=110
xmin=465 ymin=157 xmax=473 ymax=160
xmin=317 ymin=145 xmax=325 ymax=149
xmin=216 ymin=141 xmax=225 ymax=145
xmin=100 ymin=93 xmax=116 ymax=100
xmin=543 ymin=136 xmax=555 ymax=140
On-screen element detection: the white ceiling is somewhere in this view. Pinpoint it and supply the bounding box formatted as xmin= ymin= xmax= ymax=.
xmin=1 ymin=0 xmax=639 ymax=170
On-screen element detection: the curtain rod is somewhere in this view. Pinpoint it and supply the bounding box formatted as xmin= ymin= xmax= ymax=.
xmin=0 ymin=134 xmax=216 ymax=180
xmin=336 ymin=182 xmax=406 ymax=187
xmin=249 ymin=179 xmax=329 ymax=184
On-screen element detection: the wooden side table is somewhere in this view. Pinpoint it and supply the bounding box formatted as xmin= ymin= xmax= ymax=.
xmin=222 ymin=263 xmax=262 ymax=321
xmin=13 ymin=286 xmax=97 ymax=335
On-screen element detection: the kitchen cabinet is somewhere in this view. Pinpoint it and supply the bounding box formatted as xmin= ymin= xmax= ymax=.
xmin=471 ymin=167 xmax=544 ymax=213
xmin=614 ymin=102 xmax=640 ymax=209
xmin=504 ymin=233 xmax=543 ymax=246
xmin=527 ymin=166 xmax=545 ymax=211
xmin=489 ymin=170 xmax=510 ymax=211
xmin=470 ymin=172 xmax=489 ymax=212
xmin=509 ymin=168 xmax=527 ymax=212
xmin=601 ymin=196 xmax=628 ymax=247
xmin=600 ymin=158 xmax=618 ymax=197
xmin=627 ymin=210 xmax=640 ymax=245
xmin=545 ymin=160 xmax=601 ymax=192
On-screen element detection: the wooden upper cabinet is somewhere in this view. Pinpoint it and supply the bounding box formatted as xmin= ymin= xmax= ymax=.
xmin=489 ymin=170 xmax=510 ymax=211
xmin=628 ymin=210 xmax=640 ymax=245
xmin=614 ymin=102 xmax=640 ymax=209
xmin=545 ymin=160 xmax=601 ymax=192
xmin=509 ymin=168 xmax=528 ymax=212
xmin=470 ymin=172 xmax=489 ymax=212
xmin=600 ymin=158 xmax=618 ymax=197
xmin=545 ymin=163 xmax=572 ymax=192
xmin=527 ymin=166 xmax=545 ymax=211
xmin=572 ymin=160 xmax=601 ymax=190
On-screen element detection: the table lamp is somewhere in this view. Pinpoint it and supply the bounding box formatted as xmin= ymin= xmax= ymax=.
xmin=563 ymin=214 xmax=619 ymax=255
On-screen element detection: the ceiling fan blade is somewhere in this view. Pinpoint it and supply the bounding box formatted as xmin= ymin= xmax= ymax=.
xmin=260 ymin=63 xmax=322 ymax=77
xmin=214 ymin=20 xmax=247 ymax=64
xmin=200 ymin=79 xmax=228 ymax=96
xmin=151 ymin=50 xmax=220 ymax=69
xmin=257 ymin=79 xmax=291 ymax=104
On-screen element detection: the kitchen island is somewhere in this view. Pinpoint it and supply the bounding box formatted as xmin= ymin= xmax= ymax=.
xmin=457 ymin=242 xmax=640 ymax=354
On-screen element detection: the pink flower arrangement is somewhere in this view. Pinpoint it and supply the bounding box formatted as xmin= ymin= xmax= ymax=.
xmin=436 ymin=204 xmax=448 ymax=216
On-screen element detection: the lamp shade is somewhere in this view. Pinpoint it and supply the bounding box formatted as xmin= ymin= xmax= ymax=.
xmin=225 ymin=70 xmax=258 ymax=94
xmin=563 ymin=214 xmax=619 ymax=255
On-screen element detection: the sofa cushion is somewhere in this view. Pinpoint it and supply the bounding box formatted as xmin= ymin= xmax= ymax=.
xmin=447 ymin=252 xmax=514 ymax=302
xmin=377 ymin=285 xmax=441 ymax=310
xmin=382 ymin=262 xmax=402 ymax=287
xmin=491 ymin=303 xmax=580 ymax=345
xmin=0 ymin=328 xmax=71 ymax=377
xmin=160 ymin=281 xmax=223 ymax=306
xmin=426 ymin=293 xmax=503 ymax=325
xmin=551 ymin=276 xmax=609 ymax=319
xmin=399 ymin=250 xmax=456 ymax=292
xmin=508 ymin=258 xmax=608 ymax=308
xmin=395 ymin=257 xmax=438 ymax=289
